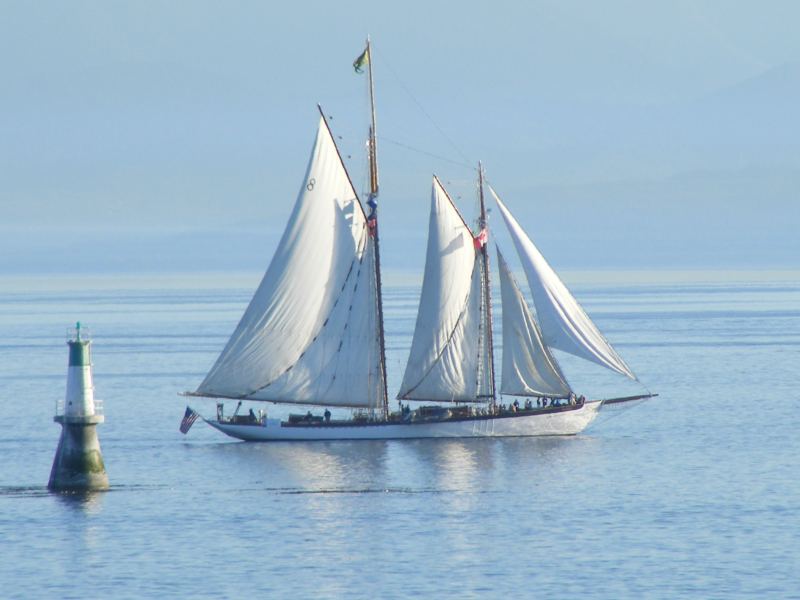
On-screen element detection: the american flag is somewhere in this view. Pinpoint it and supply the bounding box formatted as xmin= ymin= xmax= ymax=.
xmin=179 ymin=406 xmax=199 ymax=434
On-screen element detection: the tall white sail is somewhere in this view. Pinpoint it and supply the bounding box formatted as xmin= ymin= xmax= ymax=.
xmin=491 ymin=188 xmax=637 ymax=380
xmin=196 ymin=116 xmax=384 ymax=408
xmin=497 ymin=248 xmax=572 ymax=397
xmin=398 ymin=178 xmax=484 ymax=401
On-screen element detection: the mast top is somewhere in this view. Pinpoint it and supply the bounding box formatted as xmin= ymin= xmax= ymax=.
xmin=68 ymin=321 xmax=91 ymax=344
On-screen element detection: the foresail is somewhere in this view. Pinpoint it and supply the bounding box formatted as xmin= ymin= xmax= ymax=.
xmin=196 ymin=116 xmax=384 ymax=408
xmin=491 ymin=188 xmax=637 ymax=380
xmin=398 ymin=178 xmax=483 ymax=402
xmin=497 ymin=248 xmax=572 ymax=397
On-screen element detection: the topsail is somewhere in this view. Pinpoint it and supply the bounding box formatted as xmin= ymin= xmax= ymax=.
xmin=196 ymin=116 xmax=385 ymax=408
xmin=491 ymin=187 xmax=637 ymax=380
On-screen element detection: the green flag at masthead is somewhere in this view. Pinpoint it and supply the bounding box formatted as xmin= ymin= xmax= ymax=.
xmin=353 ymin=46 xmax=369 ymax=73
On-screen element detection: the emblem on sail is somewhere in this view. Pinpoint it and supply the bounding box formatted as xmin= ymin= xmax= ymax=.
xmin=196 ymin=114 xmax=386 ymax=408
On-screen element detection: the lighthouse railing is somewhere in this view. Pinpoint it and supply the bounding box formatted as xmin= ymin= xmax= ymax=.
xmin=66 ymin=325 xmax=92 ymax=342
xmin=55 ymin=398 xmax=104 ymax=419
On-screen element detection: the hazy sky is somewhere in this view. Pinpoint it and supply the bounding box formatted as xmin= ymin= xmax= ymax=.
xmin=1 ymin=1 xmax=798 ymax=274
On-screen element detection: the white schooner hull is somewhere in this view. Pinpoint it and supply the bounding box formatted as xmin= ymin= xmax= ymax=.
xmin=206 ymin=401 xmax=602 ymax=441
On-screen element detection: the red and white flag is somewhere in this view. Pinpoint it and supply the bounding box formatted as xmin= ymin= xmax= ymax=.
xmin=473 ymin=228 xmax=488 ymax=250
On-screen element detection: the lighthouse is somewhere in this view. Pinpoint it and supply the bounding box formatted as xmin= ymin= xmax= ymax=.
xmin=48 ymin=323 xmax=109 ymax=492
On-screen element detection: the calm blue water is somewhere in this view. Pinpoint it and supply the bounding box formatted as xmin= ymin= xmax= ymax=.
xmin=1 ymin=271 xmax=798 ymax=599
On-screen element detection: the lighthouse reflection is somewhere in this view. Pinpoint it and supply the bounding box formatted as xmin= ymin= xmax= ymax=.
xmin=54 ymin=489 xmax=105 ymax=515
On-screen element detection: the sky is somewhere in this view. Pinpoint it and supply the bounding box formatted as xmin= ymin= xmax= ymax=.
xmin=1 ymin=0 xmax=799 ymax=275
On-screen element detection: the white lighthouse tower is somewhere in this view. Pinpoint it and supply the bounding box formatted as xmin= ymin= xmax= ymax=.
xmin=48 ymin=323 xmax=109 ymax=491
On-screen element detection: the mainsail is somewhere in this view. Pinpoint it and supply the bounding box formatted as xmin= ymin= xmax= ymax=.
xmin=491 ymin=187 xmax=637 ymax=380
xmin=397 ymin=177 xmax=491 ymax=401
xmin=195 ymin=115 xmax=385 ymax=408
xmin=497 ymin=248 xmax=572 ymax=397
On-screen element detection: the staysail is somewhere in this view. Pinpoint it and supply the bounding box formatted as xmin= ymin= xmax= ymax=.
xmin=491 ymin=188 xmax=637 ymax=380
xmin=195 ymin=115 xmax=385 ymax=408
xmin=397 ymin=177 xmax=490 ymax=402
xmin=497 ymin=248 xmax=572 ymax=397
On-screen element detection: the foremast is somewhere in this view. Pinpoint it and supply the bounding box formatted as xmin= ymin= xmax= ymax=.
xmin=477 ymin=163 xmax=497 ymax=410
xmin=364 ymin=36 xmax=390 ymax=418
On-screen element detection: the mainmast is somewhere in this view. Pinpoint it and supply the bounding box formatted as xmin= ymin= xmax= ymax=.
xmin=478 ymin=163 xmax=497 ymax=409
xmin=364 ymin=36 xmax=389 ymax=418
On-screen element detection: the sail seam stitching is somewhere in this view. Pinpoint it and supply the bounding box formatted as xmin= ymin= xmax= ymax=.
xmin=244 ymin=228 xmax=368 ymax=398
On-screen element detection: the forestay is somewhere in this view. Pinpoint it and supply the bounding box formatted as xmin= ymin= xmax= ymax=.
xmin=398 ymin=178 xmax=486 ymax=402
xmin=497 ymin=248 xmax=572 ymax=397
xmin=491 ymin=188 xmax=637 ymax=380
xmin=196 ymin=116 xmax=384 ymax=408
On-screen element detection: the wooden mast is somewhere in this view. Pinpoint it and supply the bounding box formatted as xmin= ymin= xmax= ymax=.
xmin=478 ymin=162 xmax=497 ymax=409
xmin=365 ymin=36 xmax=389 ymax=418
xmin=367 ymin=37 xmax=379 ymax=197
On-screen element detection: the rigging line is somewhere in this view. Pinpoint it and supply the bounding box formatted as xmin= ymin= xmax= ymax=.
xmin=380 ymin=137 xmax=475 ymax=170
xmin=312 ymin=258 xmax=366 ymax=399
xmin=243 ymin=228 xmax=369 ymax=398
xmin=372 ymin=45 xmax=473 ymax=166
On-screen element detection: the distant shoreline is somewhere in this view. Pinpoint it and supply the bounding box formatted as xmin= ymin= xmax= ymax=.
xmin=2 ymin=268 xmax=800 ymax=292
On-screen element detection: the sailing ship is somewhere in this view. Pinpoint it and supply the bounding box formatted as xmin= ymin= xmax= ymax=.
xmin=183 ymin=40 xmax=654 ymax=441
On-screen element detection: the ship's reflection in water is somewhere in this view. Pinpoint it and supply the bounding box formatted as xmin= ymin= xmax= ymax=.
xmin=211 ymin=435 xmax=599 ymax=495
xmin=208 ymin=435 xmax=604 ymax=597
